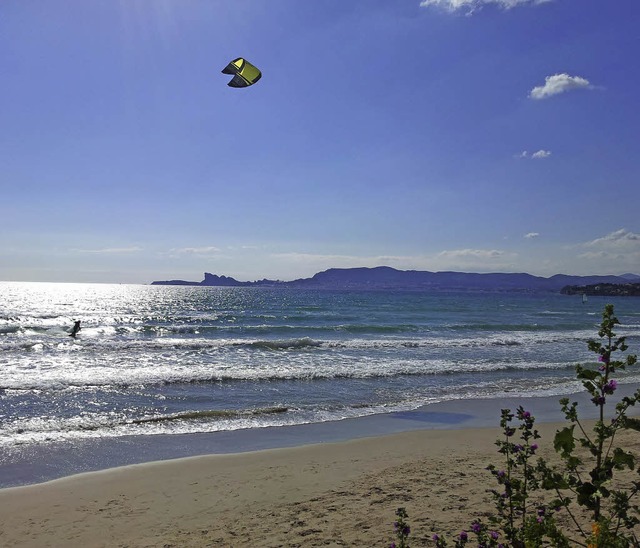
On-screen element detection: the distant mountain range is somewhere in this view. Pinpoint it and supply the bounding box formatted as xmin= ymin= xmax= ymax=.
xmin=151 ymin=267 xmax=640 ymax=292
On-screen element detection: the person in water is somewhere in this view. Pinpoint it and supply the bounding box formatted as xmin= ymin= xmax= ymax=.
xmin=70 ymin=320 xmax=81 ymax=338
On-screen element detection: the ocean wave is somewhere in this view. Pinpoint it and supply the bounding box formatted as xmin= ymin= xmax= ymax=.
xmin=0 ymin=358 xmax=582 ymax=391
xmin=128 ymin=406 xmax=290 ymax=425
xmin=244 ymin=337 xmax=322 ymax=350
xmin=0 ymin=328 xmax=591 ymax=355
xmin=0 ymin=401 xmax=415 ymax=447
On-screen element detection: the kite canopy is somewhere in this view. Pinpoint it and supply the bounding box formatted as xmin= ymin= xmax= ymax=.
xmin=221 ymin=58 xmax=262 ymax=88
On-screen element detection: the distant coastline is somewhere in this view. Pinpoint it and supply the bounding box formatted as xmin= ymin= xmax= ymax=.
xmin=561 ymin=282 xmax=640 ymax=297
xmin=151 ymin=266 xmax=640 ymax=292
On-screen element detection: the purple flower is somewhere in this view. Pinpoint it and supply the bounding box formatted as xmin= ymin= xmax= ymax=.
xmin=497 ymin=470 xmax=506 ymax=479
xmin=604 ymin=379 xmax=618 ymax=394
xmin=593 ymin=395 xmax=606 ymax=406
xmin=390 ymin=543 xmax=396 ymax=548
xmin=523 ymin=411 xmax=531 ymax=419
xmin=460 ymin=530 xmax=468 ymax=541
xmin=432 ymin=534 xmax=440 ymax=541
xmin=599 ymin=354 xmax=609 ymax=364
xmin=530 ymin=443 xmax=538 ymax=454
xmin=471 ymin=522 xmax=481 ymax=533
xmin=490 ymin=531 xmax=499 ymax=540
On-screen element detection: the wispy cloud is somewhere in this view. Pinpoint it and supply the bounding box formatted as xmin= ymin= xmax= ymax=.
xmin=74 ymin=246 xmax=142 ymax=254
xmin=162 ymin=246 xmax=222 ymax=258
xmin=419 ymin=0 xmax=553 ymax=15
xmin=584 ymin=229 xmax=640 ymax=248
xmin=271 ymin=252 xmax=413 ymax=267
xmin=529 ymin=73 xmax=592 ymax=100
xmin=517 ymin=150 xmax=552 ymax=159
xmin=171 ymin=245 xmax=220 ymax=255
xmin=438 ymin=248 xmax=505 ymax=259
xmin=531 ymin=150 xmax=551 ymax=159
xmin=578 ymin=251 xmax=608 ymax=260
xmin=433 ymin=248 xmax=520 ymax=272
xmin=524 ymin=232 xmax=540 ymax=239
xmin=577 ymin=249 xmax=640 ymax=271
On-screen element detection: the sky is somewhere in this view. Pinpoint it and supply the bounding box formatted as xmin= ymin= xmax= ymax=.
xmin=1 ymin=0 xmax=639 ymax=284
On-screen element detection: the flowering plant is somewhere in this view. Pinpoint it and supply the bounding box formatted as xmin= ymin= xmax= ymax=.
xmin=391 ymin=304 xmax=639 ymax=547
xmin=539 ymin=303 xmax=639 ymax=545
xmin=390 ymin=507 xmax=411 ymax=548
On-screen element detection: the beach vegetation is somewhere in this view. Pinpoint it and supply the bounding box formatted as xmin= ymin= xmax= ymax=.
xmin=391 ymin=507 xmax=411 ymax=548
xmin=391 ymin=304 xmax=639 ymax=547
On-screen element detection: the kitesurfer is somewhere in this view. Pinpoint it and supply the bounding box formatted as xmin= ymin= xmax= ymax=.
xmin=70 ymin=320 xmax=81 ymax=338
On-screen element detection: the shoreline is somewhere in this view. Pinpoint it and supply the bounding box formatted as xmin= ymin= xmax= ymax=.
xmin=2 ymin=385 xmax=638 ymax=489
xmin=0 ymin=424 xmax=529 ymax=547
xmin=1 ymin=387 xmax=639 ymax=546
xmin=2 ymin=415 xmax=639 ymax=547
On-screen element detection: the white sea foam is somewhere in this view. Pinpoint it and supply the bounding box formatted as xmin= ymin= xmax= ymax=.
xmin=1 ymin=282 xmax=638 ymax=449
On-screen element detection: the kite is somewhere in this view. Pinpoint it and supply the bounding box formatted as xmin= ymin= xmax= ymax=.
xmin=221 ymin=58 xmax=262 ymax=88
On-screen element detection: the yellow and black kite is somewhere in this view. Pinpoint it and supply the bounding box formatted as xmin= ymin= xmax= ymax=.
xmin=221 ymin=58 xmax=262 ymax=88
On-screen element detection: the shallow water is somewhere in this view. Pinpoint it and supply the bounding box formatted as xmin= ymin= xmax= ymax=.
xmin=1 ymin=282 xmax=639 ymax=450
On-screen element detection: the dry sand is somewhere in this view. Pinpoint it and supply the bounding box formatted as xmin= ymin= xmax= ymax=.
xmin=1 ymin=422 xmax=638 ymax=547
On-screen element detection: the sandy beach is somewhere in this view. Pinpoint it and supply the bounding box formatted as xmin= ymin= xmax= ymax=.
xmin=1 ymin=415 xmax=639 ymax=548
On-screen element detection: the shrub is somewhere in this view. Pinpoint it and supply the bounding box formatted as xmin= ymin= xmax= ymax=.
xmin=392 ymin=304 xmax=639 ymax=547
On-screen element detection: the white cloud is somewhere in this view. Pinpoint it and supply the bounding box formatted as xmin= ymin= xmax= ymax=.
xmin=172 ymin=246 xmax=221 ymax=254
xmin=524 ymin=232 xmax=540 ymax=239
xmin=578 ymin=251 xmax=608 ymax=260
xmin=578 ymin=249 xmax=640 ymax=271
xmin=517 ymin=150 xmax=551 ymax=159
xmin=271 ymin=252 xmax=413 ymax=267
xmin=531 ymin=150 xmax=551 ymax=159
xmin=74 ymin=246 xmax=142 ymax=254
xmin=438 ymin=248 xmax=505 ymax=259
xmin=161 ymin=246 xmax=222 ymax=258
xmin=420 ymin=0 xmax=553 ymax=14
xmin=529 ymin=73 xmax=592 ymax=100
xmin=584 ymin=229 xmax=640 ymax=248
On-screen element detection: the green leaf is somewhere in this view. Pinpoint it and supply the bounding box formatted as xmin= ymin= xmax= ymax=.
xmin=576 ymin=367 xmax=602 ymax=381
xmin=576 ymin=482 xmax=598 ymax=509
xmin=621 ymin=416 xmax=640 ymax=431
xmin=554 ymin=426 xmax=575 ymax=457
xmin=612 ymin=448 xmax=635 ymax=470
xmin=576 ymin=368 xmax=600 ymax=381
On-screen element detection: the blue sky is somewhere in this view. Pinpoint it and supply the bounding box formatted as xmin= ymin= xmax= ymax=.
xmin=1 ymin=0 xmax=639 ymax=284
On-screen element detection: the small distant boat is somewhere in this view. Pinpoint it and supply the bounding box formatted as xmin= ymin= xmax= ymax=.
xmin=582 ymin=293 xmax=588 ymax=304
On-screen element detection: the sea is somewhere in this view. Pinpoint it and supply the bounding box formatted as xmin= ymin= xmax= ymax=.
xmin=1 ymin=282 xmax=639 ymax=484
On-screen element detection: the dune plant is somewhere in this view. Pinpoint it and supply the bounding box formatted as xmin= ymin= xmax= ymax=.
xmin=391 ymin=304 xmax=639 ymax=547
